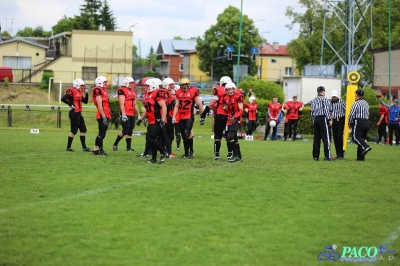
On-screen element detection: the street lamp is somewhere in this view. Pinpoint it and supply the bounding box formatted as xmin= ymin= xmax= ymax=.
xmin=271 ymin=58 xmax=282 ymax=83
xmin=127 ymin=23 xmax=138 ymax=31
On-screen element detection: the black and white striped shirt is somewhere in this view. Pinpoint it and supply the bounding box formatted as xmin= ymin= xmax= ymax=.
xmin=311 ymin=95 xmax=332 ymax=120
xmin=331 ymin=98 xmax=346 ymax=119
xmin=348 ymin=98 xmax=369 ymax=125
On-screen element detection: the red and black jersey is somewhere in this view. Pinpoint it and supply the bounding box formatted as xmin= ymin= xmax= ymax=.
xmin=117 ymin=86 xmax=137 ymax=116
xmin=246 ymin=103 xmax=258 ymax=121
xmin=92 ymin=86 xmax=111 ymax=119
xmin=143 ymin=90 xmax=166 ymax=124
xmin=286 ymin=101 xmax=303 ymax=120
xmin=213 ymin=86 xmax=228 ymax=116
xmin=62 ymin=88 xmax=88 ymax=112
xmin=176 ymin=86 xmax=200 ymax=120
xmin=379 ymin=105 xmax=389 ymax=123
xmin=222 ymin=92 xmax=244 ymax=126
xmin=268 ymin=102 xmax=282 ymax=121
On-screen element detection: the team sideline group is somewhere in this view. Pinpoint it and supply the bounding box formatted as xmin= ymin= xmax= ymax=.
xmin=62 ymin=75 xmax=390 ymax=163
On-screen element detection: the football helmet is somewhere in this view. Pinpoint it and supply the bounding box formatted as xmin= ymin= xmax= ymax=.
xmin=225 ymin=82 xmax=236 ymax=95
xmin=162 ymin=77 xmax=175 ymax=90
xmin=123 ymin=77 xmax=135 ymax=88
xmin=145 ymin=78 xmax=158 ymax=92
xmin=249 ymin=96 xmax=256 ymax=103
xmin=220 ymin=76 xmax=232 ymax=85
xmin=73 ymin=78 xmax=85 ymax=90
xmin=95 ymin=76 xmax=108 ymax=88
xmin=153 ymin=78 xmax=162 ymax=88
xmin=179 ymin=78 xmax=191 ymax=91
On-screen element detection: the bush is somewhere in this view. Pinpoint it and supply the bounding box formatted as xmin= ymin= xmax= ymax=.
xmin=238 ymin=77 xmax=284 ymax=103
xmin=109 ymin=98 xmax=144 ymax=130
xmin=39 ymin=71 xmax=54 ymax=90
xmin=4 ymin=77 xmax=9 ymax=87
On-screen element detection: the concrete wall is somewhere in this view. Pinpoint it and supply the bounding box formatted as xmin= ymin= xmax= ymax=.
xmin=283 ymin=77 xmax=341 ymax=104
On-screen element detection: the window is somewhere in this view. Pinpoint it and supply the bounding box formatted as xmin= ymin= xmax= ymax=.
xmin=82 ymin=67 xmax=97 ymax=81
xmin=285 ymin=67 xmax=292 ymax=76
xmin=179 ymin=63 xmax=183 ymax=72
xmin=3 ymin=56 xmax=32 ymax=69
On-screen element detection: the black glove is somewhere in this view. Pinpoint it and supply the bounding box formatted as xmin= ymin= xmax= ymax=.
xmin=200 ymin=118 xmax=205 ymax=125
xmin=70 ymin=105 xmax=75 ymax=111
xmin=136 ymin=119 xmax=142 ymax=126
xmin=102 ymin=116 xmax=109 ymax=126
xmin=160 ymin=120 xmax=166 ymax=129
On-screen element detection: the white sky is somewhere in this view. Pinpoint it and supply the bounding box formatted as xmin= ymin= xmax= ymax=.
xmin=0 ymin=0 xmax=301 ymax=55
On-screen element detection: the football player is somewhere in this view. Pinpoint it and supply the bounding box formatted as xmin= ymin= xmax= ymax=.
xmin=173 ymin=78 xmax=203 ymax=158
xmin=263 ymin=97 xmax=282 ymax=141
xmin=92 ymin=76 xmax=111 ymax=155
xmin=199 ymin=76 xmax=231 ymax=160
xmin=112 ymin=77 xmax=141 ymax=152
xmin=244 ymin=96 xmax=258 ymax=140
xmin=61 ymin=78 xmax=91 ymax=152
xmin=285 ymin=95 xmax=304 ymax=141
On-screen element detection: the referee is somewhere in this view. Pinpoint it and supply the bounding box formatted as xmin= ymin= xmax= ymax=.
xmin=311 ymin=86 xmax=333 ymax=161
xmin=348 ymin=89 xmax=371 ymax=161
xmin=330 ymin=90 xmax=346 ymax=159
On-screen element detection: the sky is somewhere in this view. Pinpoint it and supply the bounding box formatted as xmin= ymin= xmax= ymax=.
xmin=0 ymin=0 xmax=301 ymax=55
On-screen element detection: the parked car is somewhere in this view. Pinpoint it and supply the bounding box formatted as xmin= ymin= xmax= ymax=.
xmin=194 ymin=94 xmax=214 ymax=115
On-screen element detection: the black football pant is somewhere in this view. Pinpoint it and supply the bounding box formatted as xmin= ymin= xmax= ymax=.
xmin=388 ymin=123 xmax=399 ymax=145
xmin=312 ymin=116 xmax=331 ymax=159
xmin=332 ymin=117 xmax=345 ymax=158
xmin=377 ymin=122 xmax=387 ymax=143
xmin=287 ymin=119 xmax=298 ymax=140
xmin=352 ymin=119 xmax=370 ymax=160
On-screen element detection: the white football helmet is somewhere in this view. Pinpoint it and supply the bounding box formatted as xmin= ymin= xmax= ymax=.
xmin=73 ymin=78 xmax=85 ymax=90
xmin=220 ymin=76 xmax=232 ymax=85
xmin=145 ymin=78 xmax=159 ymax=92
xmin=153 ymin=78 xmax=162 ymax=88
xmin=95 ymin=76 xmax=108 ymax=88
xmin=249 ymin=96 xmax=256 ymax=103
xmin=123 ymin=77 xmax=135 ymax=88
xmin=162 ymin=77 xmax=175 ymax=89
xmin=225 ymin=81 xmax=236 ymax=95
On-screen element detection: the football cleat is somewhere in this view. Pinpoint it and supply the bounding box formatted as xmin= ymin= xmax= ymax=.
xmin=361 ymin=146 xmax=371 ymax=157
xmin=99 ymin=150 xmax=108 ymax=156
xmin=112 ymin=145 xmax=118 ymax=151
xmin=182 ymin=154 xmax=189 ymax=159
xmin=228 ymin=156 xmax=239 ymax=163
xmin=136 ymin=153 xmax=148 ymax=158
xmin=214 ymin=156 xmax=220 ymax=160
xmin=126 ymin=148 xmax=135 ymax=152
xmin=92 ymin=150 xmax=100 ymax=155
xmin=82 ymin=147 xmax=91 ymax=152
xmin=65 ymin=148 xmax=74 ymax=152
xmin=176 ymin=147 xmax=180 ymax=151
xmin=189 ymin=151 xmax=194 ymax=159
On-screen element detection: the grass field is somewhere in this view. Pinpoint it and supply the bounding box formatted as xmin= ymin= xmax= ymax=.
xmin=1 ymin=112 xmax=399 ymax=266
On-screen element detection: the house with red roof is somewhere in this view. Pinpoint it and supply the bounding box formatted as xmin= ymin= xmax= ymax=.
xmin=257 ymin=42 xmax=294 ymax=83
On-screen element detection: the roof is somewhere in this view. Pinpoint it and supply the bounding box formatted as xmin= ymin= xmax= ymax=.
xmin=0 ymin=37 xmax=48 ymax=49
xmin=369 ymin=44 xmax=400 ymax=54
xmin=258 ymin=42 xmax=289 ymax=56
xmin=157 ymin=39 xmax=197 ymax=55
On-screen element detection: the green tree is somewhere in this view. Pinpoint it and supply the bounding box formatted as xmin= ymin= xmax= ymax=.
xmin=52 ymin=16 xmax=78 ymax=35
xmin=101 ymin=0 xmax=117 ymax=30
xmin=76 ymin=0 xmax=102 ymax=30
xmin=173 ymin=36 xmax=183 ymax=40
xmin=196 ymin=5 xmax=262 ymax=80
xmin=16 ymin=26 xmax=51 ymax=37
xmin=1 ymin=31 xmax=11 ymax=37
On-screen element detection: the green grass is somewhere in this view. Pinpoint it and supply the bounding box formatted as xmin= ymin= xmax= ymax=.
xmin=0 ymin=116 xmax=399 ymax=266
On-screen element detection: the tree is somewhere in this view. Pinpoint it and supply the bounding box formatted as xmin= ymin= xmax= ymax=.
xmin=196 ymin=5 xmax=262 ymax=80
xmin=1 ymin=31 xmax=11 ymax=37
xmin=101 ymin=0 xmax=117 ymax=30
xmin=173 ymin=36 xmax=183 ymax=40
xmin=76 ymin=0 xmax=102 ymax=30
xmin=16 ymin=26 xmax=51 ymax=37
xmin=52 ymin=16 xmax=78 ymax=35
